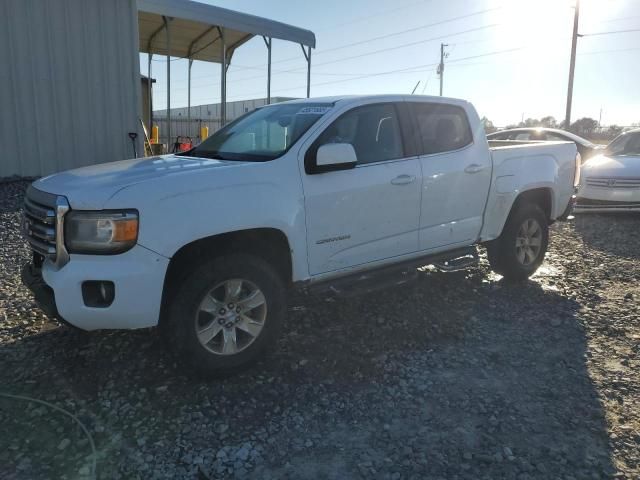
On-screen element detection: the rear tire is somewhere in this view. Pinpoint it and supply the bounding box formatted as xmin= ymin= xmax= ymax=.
xmin=486 ymin=203 xmax=549 ymax=281
xmin=164 ymin=253 xmax=287 ymax=377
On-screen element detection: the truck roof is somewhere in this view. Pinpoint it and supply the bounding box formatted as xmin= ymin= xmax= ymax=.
xmin=275 ymin=94 xmax=472 ymax=108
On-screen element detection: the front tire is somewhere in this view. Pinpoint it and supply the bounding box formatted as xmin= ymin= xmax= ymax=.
xmin=486 ymin=203 xmax=549 ymax=281
xmin=165 ymin=253 xmax=287 ymax=377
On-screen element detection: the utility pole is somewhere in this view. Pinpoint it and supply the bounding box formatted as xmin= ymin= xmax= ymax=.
xmin=438 ymin=43 xmax=448 ymax=97
xmin=564 ymin=0 xmax=580 ymax=129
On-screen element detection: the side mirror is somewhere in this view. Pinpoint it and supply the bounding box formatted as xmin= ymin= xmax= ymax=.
xmin=315 ymin=143 xmax=357 ymax=170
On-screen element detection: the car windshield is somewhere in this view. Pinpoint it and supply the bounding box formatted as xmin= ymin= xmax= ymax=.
xmin=185 ymin=103 xmax=333 ymax=161
xmin=606 ymin=132 xmax=640 ymax=157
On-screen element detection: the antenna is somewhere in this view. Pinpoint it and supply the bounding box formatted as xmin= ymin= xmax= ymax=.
xmin=411 ymin=81 xmax=421 ymax=95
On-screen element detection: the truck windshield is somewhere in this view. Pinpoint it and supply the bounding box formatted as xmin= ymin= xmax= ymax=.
xmin=186 ymin=103 xmax=333 ymax=161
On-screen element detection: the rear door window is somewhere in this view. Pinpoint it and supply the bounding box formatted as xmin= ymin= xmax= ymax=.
xmin=410 ymin=103 xmax=473 ymax=155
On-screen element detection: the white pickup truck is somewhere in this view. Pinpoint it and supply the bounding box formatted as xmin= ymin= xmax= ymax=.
xmin=22 ymin=95 xmax=580 ymax=376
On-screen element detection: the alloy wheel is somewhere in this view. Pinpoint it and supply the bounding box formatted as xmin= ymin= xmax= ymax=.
xmin=194 ymin=279 xmax=267 ymax=355
xmin=515 ymin=218 xmax=543 ymax=266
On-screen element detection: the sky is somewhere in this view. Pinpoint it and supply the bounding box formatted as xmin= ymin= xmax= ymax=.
xmin=141 ymin=0 xmax=640 ymax=127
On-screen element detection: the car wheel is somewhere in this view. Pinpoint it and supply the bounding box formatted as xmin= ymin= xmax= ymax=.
xmin=486 ymin=203 xmax=549 ymax=281
xmin=165 ymin=253 xmax=286 ymax=377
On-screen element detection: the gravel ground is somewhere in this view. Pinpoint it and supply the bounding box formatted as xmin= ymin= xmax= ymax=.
xmin=1 ymin=179 xmax=638 ymax=479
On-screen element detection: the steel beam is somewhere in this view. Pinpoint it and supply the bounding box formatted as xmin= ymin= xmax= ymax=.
xmin=301 ymin=44 xmax=312 ymax=98
xmin=218 ymin=27 xmax=227 ymax=126
xmin=163 ymin=16 xmax=171 ymax=150
xmin=147 ymin=53 xmax=153 ymax=133
xmin=263 ymin=36 xmax=272 ymax=104
xmin=187 ymin=26 xmax=216 ymax=134
xmin=147 ymin=24 xmax=166 ymax=52
xmin=188 ymin=58 xmax=193 ymax=129
xmin=146 ymin=23 xmax=166 ymax=135
xmin=187 ymin=26 xmax=217 ymax=58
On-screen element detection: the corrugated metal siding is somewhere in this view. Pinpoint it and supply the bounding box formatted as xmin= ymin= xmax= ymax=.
xmin=152 ymin=98 xmax=298 ymax=145
xmin=0 ymin=0 xmax=141 ymax=178
xmin=154 ymin=97 xmax=297 ymax=120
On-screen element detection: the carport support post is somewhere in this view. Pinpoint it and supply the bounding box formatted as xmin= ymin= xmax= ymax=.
xmin=263 ymin=36 xmax=272 ymax=104
xmin=301 ymin=44 xmax=311 ymax=98
xmin=147 ymin=53 xmax=153 ymax=133
xmin=163 ymin=16 xmax=171 ymax=151
xmin=220 ymin=28 xmax=227 ymax=127
xmin=188 ymin=58 xmax=193 ymax=131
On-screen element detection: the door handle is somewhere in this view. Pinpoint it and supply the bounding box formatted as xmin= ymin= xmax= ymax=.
xmin=464 ymin=164 xmax=485 ymax=174
xmin=391 ymin=174 xmax=416 ymax=185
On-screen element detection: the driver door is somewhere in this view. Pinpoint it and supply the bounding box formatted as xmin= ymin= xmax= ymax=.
xmin=300 ymin=102 xmax=422 ymax=275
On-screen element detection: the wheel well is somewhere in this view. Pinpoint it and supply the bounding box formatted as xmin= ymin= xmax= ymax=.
xmin=159 ymin=228 xmax=292 ymax=325
xmin=512 ymin=188 xmax=553 ymax=220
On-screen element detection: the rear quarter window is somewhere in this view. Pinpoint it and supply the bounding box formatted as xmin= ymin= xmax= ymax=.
xmin=410 ymin=103 xmax=473 ymax=155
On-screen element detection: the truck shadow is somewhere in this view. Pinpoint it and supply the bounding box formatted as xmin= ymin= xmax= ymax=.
xmin=572 ymin=212 xmax=640 ymax=259
xmin=0 ymin=264 xmax=616 ymax=478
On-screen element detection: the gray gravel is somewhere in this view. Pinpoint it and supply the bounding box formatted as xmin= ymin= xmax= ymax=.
xmin=1 ymin=179 xmax=639 ymax=479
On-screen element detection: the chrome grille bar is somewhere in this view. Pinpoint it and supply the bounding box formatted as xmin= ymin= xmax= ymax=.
xmin=24 ymin=197 xmax=56 ymax=223
xmin=23 ymin=186 xmax=70 ymax=269
xmin=585 ymin=177 xmax=640 ymax=188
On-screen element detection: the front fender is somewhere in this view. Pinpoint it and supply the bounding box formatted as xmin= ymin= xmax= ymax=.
xmin=104 ymin=160 xmax=309 ymax=281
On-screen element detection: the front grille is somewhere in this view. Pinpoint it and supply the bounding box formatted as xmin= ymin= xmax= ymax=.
xmin=585 ymin=177 xmax=640 ymax=189
xmin=24 ymin=195 xmax=56 ymax=257
xmin=576 ymin=197 xmax=640 ymax=208
xmin=23 ymin=186 xmax=69 ymax=267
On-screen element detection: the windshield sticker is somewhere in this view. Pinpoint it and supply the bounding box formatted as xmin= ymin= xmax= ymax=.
xmin=298 ymin=106 xmax=332 ymax=115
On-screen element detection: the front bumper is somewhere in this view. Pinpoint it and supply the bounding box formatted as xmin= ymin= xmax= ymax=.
xmin=22 ymin=245 xmax=170 ymax=331
xmin=21 ymin=261 xmax=60 ymax=321
xmin=576 ymin=184 xmax=640 ymax=213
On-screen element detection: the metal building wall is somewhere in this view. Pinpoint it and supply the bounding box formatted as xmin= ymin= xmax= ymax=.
xmin=0 ymin=0 xmax=142 ymax=178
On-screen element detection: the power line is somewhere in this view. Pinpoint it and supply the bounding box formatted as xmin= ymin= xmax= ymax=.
xmin=151 ymin=22 xmax=640 ymax=66
xmin=173 ymin=46 xmax=528 ymax=104
xmin=153 ymin=41 xmax=640 ymax=105
xmin=151 ymin=10 xmax=640 ymax=102
xmin=579 ymin=46 xmax=640 ymax=56
xmin=149 ymin=6 xmax=497 ymax=66
xmin=155 ymin=40 xmax=640 ymax=97
xmin=278 ymin=24 xmax=499 ymax=73
xmin=269 ymin=7 xmax=500 ymax=65
xmin=158 ymin=5 xmax=635 ymax=92
xmin=581 ymin=28 xmax=640 ymax=37
xmin=155 ymin=22 xmax=501 ymax=92
xmin=314 ymin=0 xmax=433 ymax=32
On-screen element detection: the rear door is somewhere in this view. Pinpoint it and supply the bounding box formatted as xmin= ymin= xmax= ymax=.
xmin=300 ymin=102 xmax=422 ymax=275
xmin=408 ymin=101 xmax=492 ymax=251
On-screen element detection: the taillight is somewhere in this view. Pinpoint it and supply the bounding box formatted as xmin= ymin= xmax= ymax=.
xmin=574 ymin=152 xmax=581 ymax=187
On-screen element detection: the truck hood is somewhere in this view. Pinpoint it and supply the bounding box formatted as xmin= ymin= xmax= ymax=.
xmin=582 ymin=154 xmax=640 ymax=179
xmin=33 ymin=154 xmax=249 ymax=209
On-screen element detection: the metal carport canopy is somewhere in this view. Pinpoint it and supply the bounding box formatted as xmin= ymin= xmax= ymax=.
xmin=137 ymin=0 xmax=315 ymax=146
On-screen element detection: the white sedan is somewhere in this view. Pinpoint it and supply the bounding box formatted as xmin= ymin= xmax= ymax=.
xmin=576 ymin=129 xmax=640 ymax=212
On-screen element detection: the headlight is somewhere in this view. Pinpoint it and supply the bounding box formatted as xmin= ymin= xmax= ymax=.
xmin=64 ymin=210 xmax=138 ymax=254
